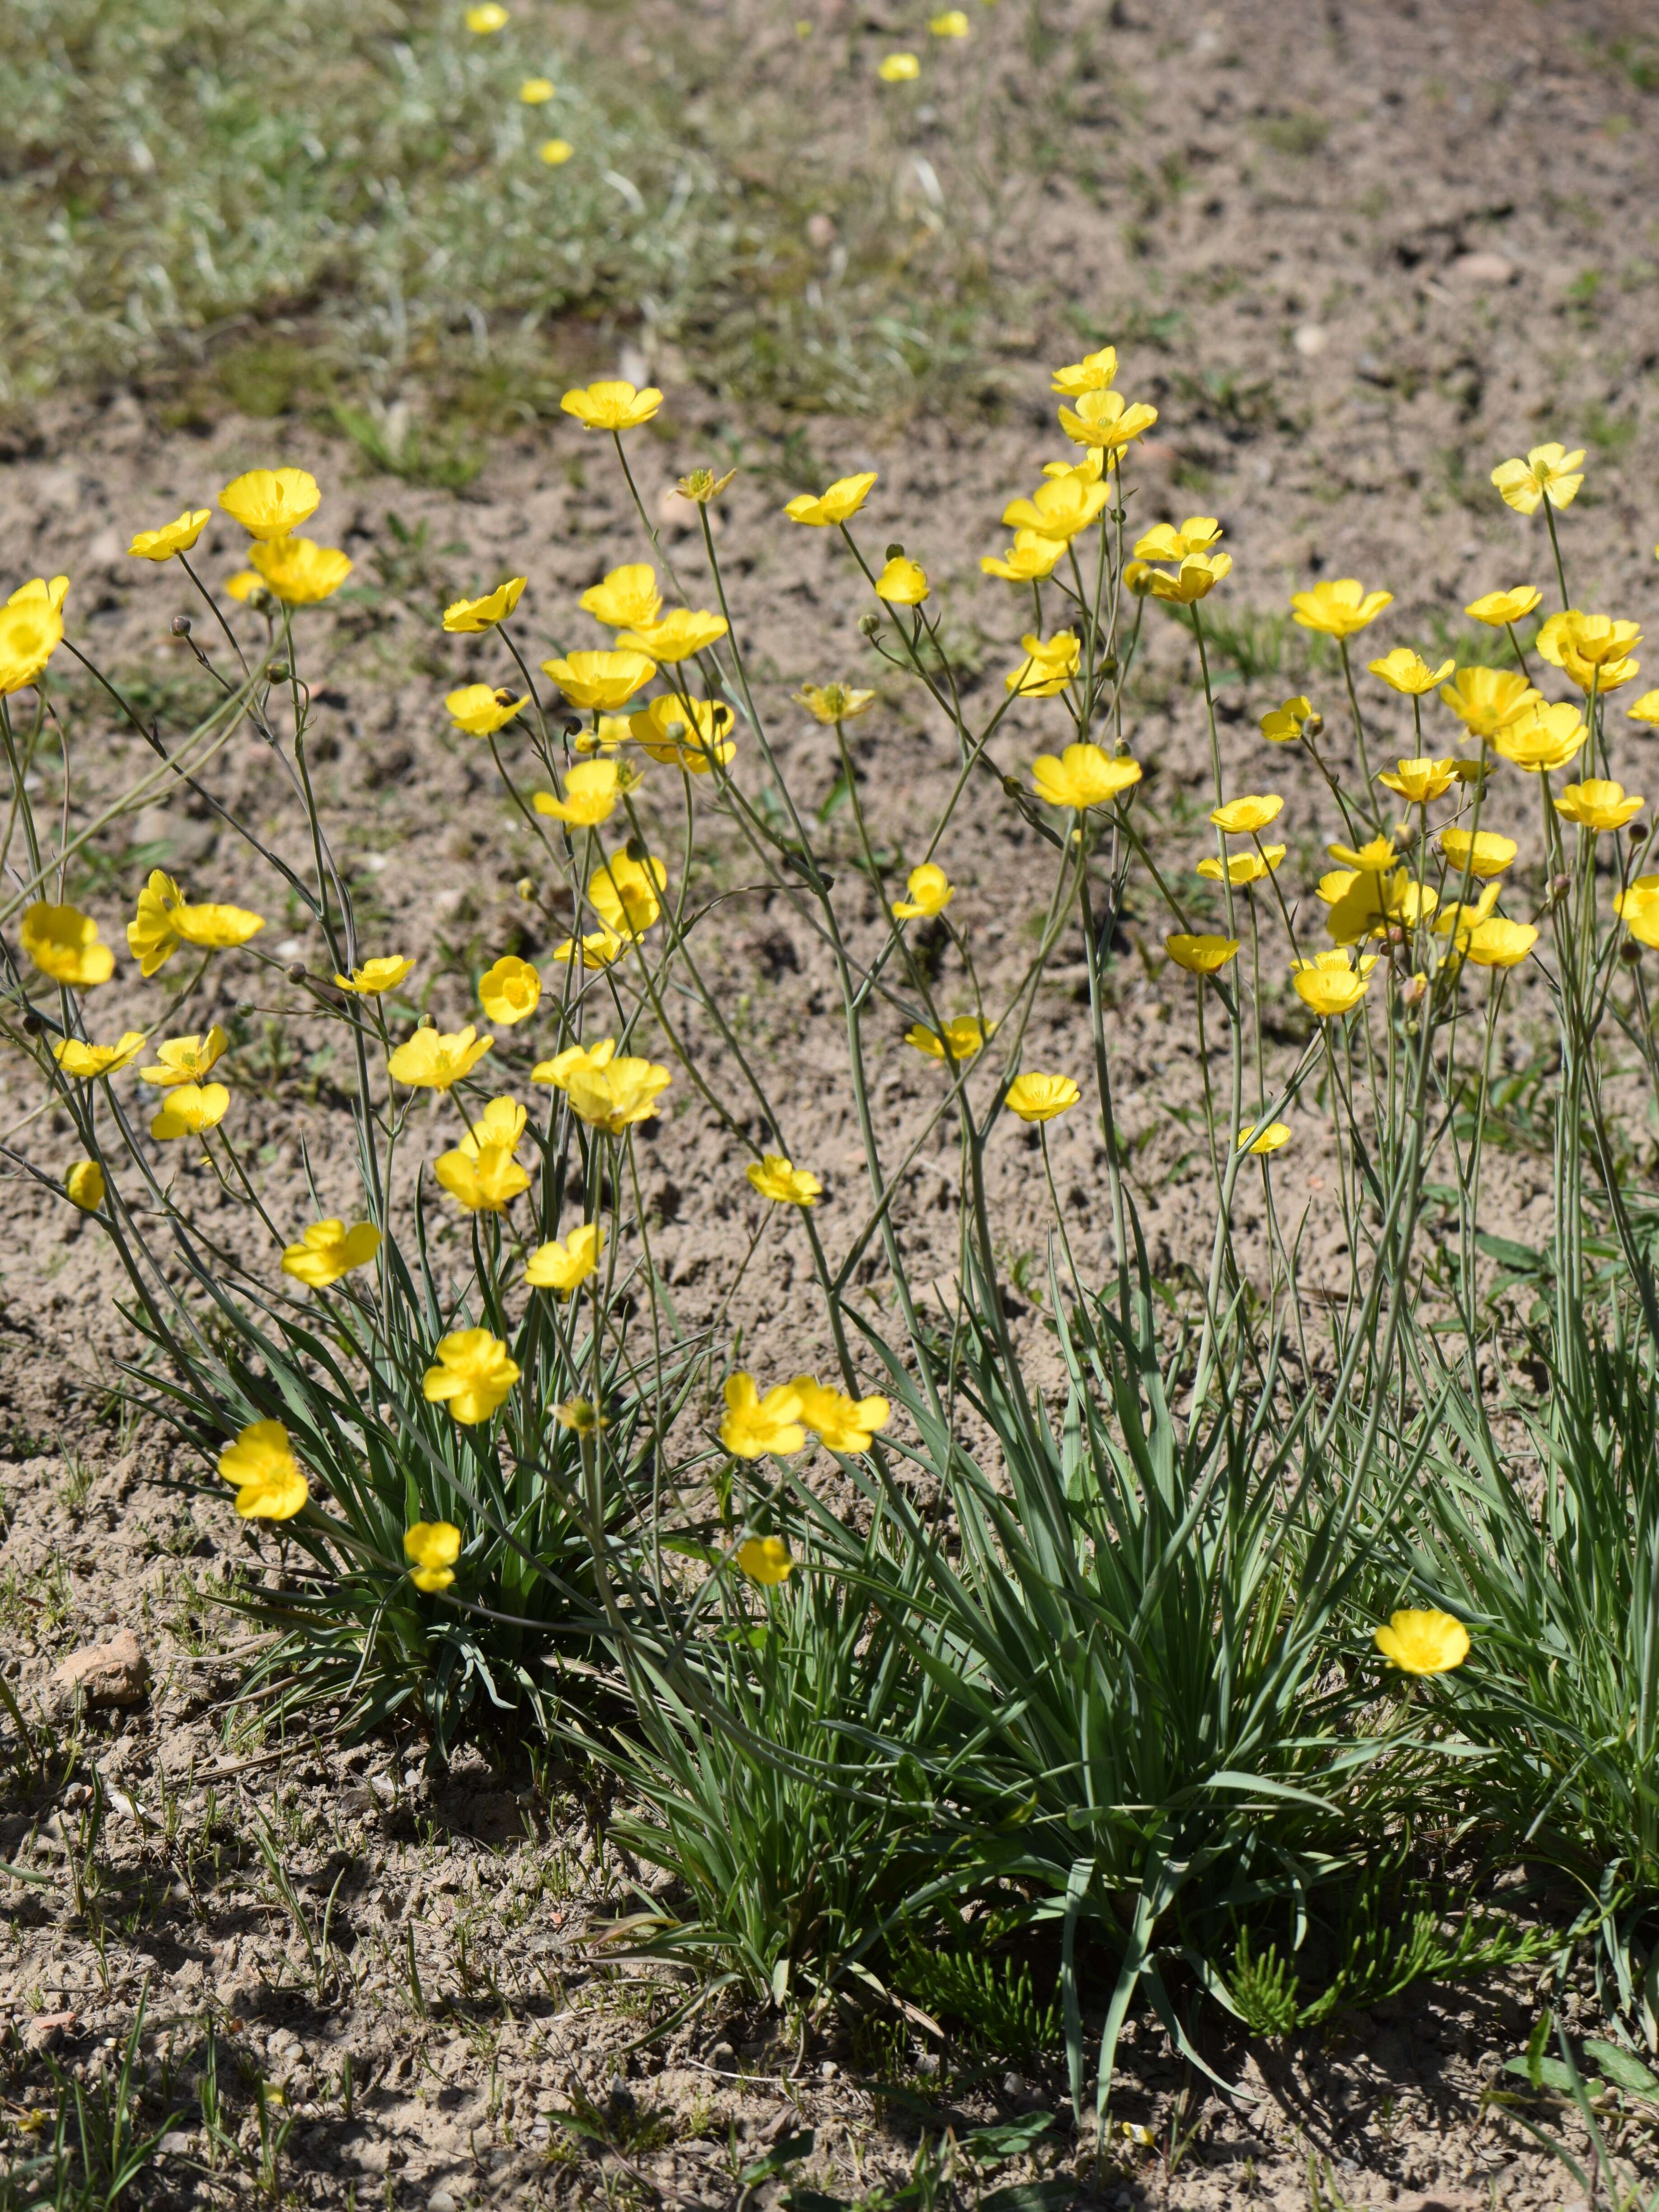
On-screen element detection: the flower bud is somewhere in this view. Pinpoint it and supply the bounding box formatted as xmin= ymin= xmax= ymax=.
xmin=1400 ymin=973 xmax=1427 ymax=1008
xmin=885 ymin=543 xmax=905 ymax=561
xmin=563 ymin=717 xmax=583 ymax=738
xmin=856 ymin=611 xmax=881 ymax=638
xmin=22 ymin=1010 xmax=44 ymax=1036
xmin=494 ymin=688 xmax=518 ymax=707
xmin=286 ymin=962 xmax=307 ymax=984
xmin=1621 ymin=936 xmax=1644 ymax=964
xmin=516 ymin=877 xmax=536 ymax=903
xmin=236 ymin=1001 xmax=255 ymax=1017
xmin=1303 ymin=712 xmax=1323 ymax=738
xmin=171 ymin=614 xmax=192 ymax=638
xmin=1100 ymin=653 xmax=1119 ymax=679
xmin=1548 ymin=871 xmax=1572 ymax=907
xmin=266 ymin=660 xmax=290 ymax=682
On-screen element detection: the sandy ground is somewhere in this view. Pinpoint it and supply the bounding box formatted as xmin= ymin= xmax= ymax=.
xmin=5 ymin=0 xmax=1659 ymax=2201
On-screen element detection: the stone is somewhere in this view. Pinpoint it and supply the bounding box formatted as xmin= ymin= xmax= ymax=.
xmin=25 ymin=2011 xmax=76 ymax=2053
xmin=55 ymin=1631 xmax=149 ymax=1709
xmin=1292 ymin=321 xmax=1329 ymax=356
xmin=1449 ymin=250 xmax=1515 ymax=285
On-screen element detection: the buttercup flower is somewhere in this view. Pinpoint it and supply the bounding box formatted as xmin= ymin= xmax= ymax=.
xmin=1260 ymin=695 xmax=1315 ymax=743
xmin=588 ymin=850 xmax=667 ymax=936
xmin=539 ymin=138 xmax=573 ymax=165
xmin=246 ymin=536 xmax=352 ymax=605
xmin=1005 ymin=1072 xmax=1081 ymax=1123
xmin=218 ymin=468 xmax=320 ymax=540
xmin=1197 ymin=847 xmax=1285 ymax=885
xmin=1492 ymin=701 xmax=1588 ymax=774
xmin=1491 ymin=443 xmax=1583 ymax=515
xmin=1290 ymin=579 xmax=1392 ymax=638
xmin=555 ymin=1396 xmax=608 ymax=1433
xmin=0 ymin=596 xmax=64 ymax=694
xmin=140 ymin=1028 xmax=228 ymax=1087
xmin=746 ymin=1155 xmax=822 ymax=1205
xmin=785 ymin=472 xmax=878 ymax=526
xmin=1438 ymin=666 xmax=1543 ymax=741
xmin=1439 ymin=828 xmax=1517 ymax=878
xmin=423 ymin=1329 xmax=520 ymax=1424
xmin=562 ymin=379 xmax=663 ymax=432
xmin=477 ymin=955 xmax=541 ymax=1026
xmin=1374 ymin=1607 xmax=1470 ymax=1674
xmin=535 ymin=760 xmax=622 ymax=825
xmin=336 ymin=955 xmax=415 ymax=994
xmin=446 ymin=684 xmax=526 ymax=736
xmin=1465 ymin=917 xmax=1537 ymax=969
xmin=457 ymin=1097 xmax=528 ymax=1158
xmin=1466 ymin=586 xmax=1541 ymax=628
xmin=219 ymin=1419 xmax=308 ymax=1520
xmin=876 ymin=51 xmax=920 ymax=80
xmin=617 ymin=607 xmax=730 ymax=662
xmin=1057 ymin=388 xmax=1158 ymax=452
xmin=580 ymin=563 xmax=662 ymax=631
xmin=737 ymin=1535 xmax=794 ymax=1584
xmin=532 ymin=1037 xmax=617 ymax=1090
xmin=797 ymin=683 xmax=876 ymax=723
xmin=54 ymin=1031 xmax=146 ymax=1079
xmin=1000 ymin=474 xmax=1111 ymax=542
xmin=466 ymin=3 xmax=509 ymax=30
xmin=980 ymin=531 xmax=1067 ymax=583
xmin=629 ymin=695 xmax=736 ymax=772
xmin=1291 ymin=950 xmax=1375 ymax=1016
xmin=1434 ymin=883 xmax=1501 ymax=948
xmin=893 ymin=861 xmax=954 ymax=918
xmin=1378 ymin=758 xmax=1457 ymax=804
xmin=151 ymin=1082 xmax=229 ymax=1140
xmin=65 ymin=1161 xmax=105 ymax=1212
xmin=405 ymin=1522 xmax=462 ymax=1593
xmin=1051 ymin=345 xmax=1116 ymax=396
xmin=1615 ymin=877 xmax=1659 ymax=950
xmin=1628 ymin=691 xmax=1659 ymax=727
xmin=721 ymin=1375 xmax=806 ymax=1458
xmin=906 ymin=1015 xmax=992 ymax=1060
xmin=126 ymin=870 xmax=265 ymax=976
xmin=526 ymin=1223 xmax=605 ymax=1295
xmin=1145 ymin=551 xmax=1232 ymax=605
xmin=443 ymin=578 xmax=526 ymax=633
xmin=129 ymin=510 xmax=210 ymax=562
xmin=553 ymin=929 xmax=624 ymax=966
xmin=1134 ymin=516 xmax=1222 ymax=562
xmin=929 ymin=9 xmax=969 ymax=33
xmin=435 ymin=1140 xmax=531 ymax=1213
xmin=794 ymin=1377 xmax=891 ymax=1453
xmin=1324 ymin=870 xmax=1435 ymax=947
xmin=1238 ymin=1121 xmax=1291 ymax=1155
xmin=1555 ymin=779 xmax=1643 ymax=833
xmin=1369 ymin=649 xmax=1455 ymax=696
xmin=1007 ymin=631 xmax=1082 ymax=699
xmin=1166 ymin=934 xmax=1240 ymax=976
xmin=520 ymin=75 xmax=554 ymax=101
xmin=542 ymin=650 xmax=657 ymax=711
xmin=8 ymin=575 xmax=69 ymax=611
xmin=875 ymin=557 xmax=929 ymax=605
xmin=281 ymin=1219 xmax=383 ymax=1288
xmin=1327 ymin=835 xmax=1398 ymax=873
xmin=388 ymin=1025 xmax=493 ymax=1090
xmin=1211 ymin=794 xmax=1282 ymax=835
xmin=22 ymin=902 xmax=115 ymax=986
xmin=566 ymin=1056 xmax=672 ymax=1133
xmin=1537 ymin=610 xmax=1641 ymax=693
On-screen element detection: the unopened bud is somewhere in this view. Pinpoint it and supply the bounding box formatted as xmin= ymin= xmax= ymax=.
xmin=236 ymin=1001 xmax=255 ymax=1018
xmin=22 ymin=1010 xmax=44 ymax=1036
xmin=563 ymin=717 xmax=582 ymax=738
xmin=1549 ymin=871 xmax=1572 ymax=905
xmin=516 ymin=876 xmax=536 ymax=903
xmin=1400 ymin=973 xmax=1428 ymax=1008
xmin=494 ymin=687 xmax=518 ymax=708
xmin=856 ymin=611 xmax=881 ymax=638
xmin=171 ymin=614 xmax=192 ymax=638
xmin=1003 ymin=775 xmax=1023 ymax=799
xmin=286 ymin=962 xmax=307 ymax=984
xmin=266 ymin=660 xmax=290 ymax=683
xmin=885 ymin=543 xmax=905 ymax=561
xmin=1621 ymin=936 xmax=1644 ymax=964
xmin=1303 ymin=711 xmax=1324 ymax=739
xmin=1631 ymin=822 xmax=1647 ymax=842
xmin=1100 ymin=653 xmax=1119 ymax=679
xmin=418 ymin=1012 xmax=435 ymax=1029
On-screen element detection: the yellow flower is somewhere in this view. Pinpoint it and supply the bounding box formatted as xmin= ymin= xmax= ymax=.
xmin=520 ymin=75 xmax=554 ymax=101
xmin=542 ymin=650 xmax=657 ymax=711
xmin=442 ymin=578 xmax=526 ymax=632
xmin=1165 ymin=933 xmax=1239 ymax=976
xmin=1465 ymin=917 xmax=1537 ymax=969
xmin=1290 ymin=578 xmax=1393 ymax=638
xmin=1628 ymin=690 xmax=1659 ymax=727
xmin=525 ymin=1222 xmax=605 ymax=1294
xmin=1238 ymin=1121 xmax=1290 ymax=1155
xmin=1210 ymin=793 xmax=1282 ymax=835
xmin=980 ymin=531 xmax=1067 ymax=583
xmin=588 ymin=850 xmax=667 ymax=936
xmin=466 ymin=3 xmax=509 ymax=29
xmin=1438 ymin=666 xmax=1543 ymax=740
xmin=797 ymin=683 xmax=877 ymax=724
xmin=538 ymin=137 xmax=573 ymax=165
xmin=629 ymin=695 xmax=735 ymax=772
xmin=1537 ymin=610 xmax=1641 ymax=694
xmin=1439 ymin=828 xmax=1517 ymax=878
xmin=1491 ymin=442 xmax=1583 ymax=515
xmin=1005 ymin=1072 xmax=1081 ymax=1123
xmin=219 ymin=1419 xmax=308 ymax=1520
xmin=720 ymin=1375 xmax=806 ymax=1458
xmin=335 ymin=955 xmax=415 ymax=995
xmin=218 ymin=467 xmax=321 ymax=541
xmin=560 ymin=380 xmax=663 ymax=432
xmin=1260 ymin=695 xmax=1314 ymax=743
xmin=737 ymin=1535 xmax=794 ymax=1584
xmin=579 ymin=714 xmax=634 ymax=752
xmin=553 ymin=929 xmax=625 ymax=967
xmin=1133 ymin=516 xmax=1222 ymax=561
xmin=0 ymin=597 xmax=64 ymax=694
xmin=1615 ymin=876 xmax=1659 ymax=950
xmin=1050 ymin=345 xmax=1116 ymax=396
xmin=8 ymin=574 xmax=70 ymax=612
xmin=875 ymin=557 xmax=929 ymax=606
xmin=246 ymin=536 xmax=352 ymax=605
xmin=423 ymin=1329 xmax=520 ymax=1425
xmin=893 ymin=861 xmax=954 ymax=918
xmin=1197 ymin=847 xmax=1285 ymax=885
xmin=65 ymin=1161 xmax=105 ymax=1212
xmin=1144 ymin=551 xmax=1232 ymax=605
xmin=566 ymin=1057 xmax=672 ymax=1133
xmin=22 ymin=902 xmax=115 ymax=986
xmin=1374 ymin=1607 xmax=1470 ymax=1674
xmin=1491 ymin=701 xmax=1588 ymax=774
xmin=446 ymin=684 xmax=526 ymax=736
xmin=928 ymin=9 xmax=970 ymax=33
xmin=1377 ymin=758 xmax=1457 ymax=804
xmin=54 ymin=1031 xmax=147 ymax=1079
xmin=785 ymin=471 xmax=879 ymax=526
xmin=535 ymin=760 xmax=622 ymax=825
xmin=555 ymin=1396 xmax=608 ymax=1434
xmin=1006 ymin=631 xmax=1082 ymax=699
xmin=531 ymin=1037 xmax=616 ymax=1090
xmin=139 ymin=1027 xmax=228 ymax=1087
xmin=1368 ymin=648 xmax=1455 ymax=696
xmin=1465 ymin=585 xmax=1541 ymax=628
xmin=580 ymin=562 xmax=662 ymax=630
xmin=477 ymin=955 xmax=540 ymax=1026
xmin=280 ymin=1219 xmax=383 ymax=1288
xmin=405 ymin=1522 xmax=462 ymax=1594
xmin=388 ymin=1025 xmax=493 ymax=1090
xmin=223 ymin=572 xmax=260 ymax=603
xmin=151 ymin=1082 xmax=230 ymax=1139
xmin=1000 ymin=474 xmax=1111 ymax=542
xmin=1555 ymin=779 xmax=1643 ymax=833
xmin=746 ymin=1155 xmax=822 ymax=1205
xmin=1057 ymin=388 xmax=1158 ymax=452
xmin=673 ymin=466 xmax=737 ymax=505
xmin=1327 ymin=835 xmax=1398 ymax=872
xmin=1291 ymin=950 xmax=1375 ymax=1017
xmin=457 ymin=1096 xmax=528 ymax=1158
xmin=905 ymin=1015 xmax=992 ymax=1060
xmin=793 ymin=1376 xmax=891 ymax=1453
xmin=1324 ymin=870 xmax=1435 ymax=947
xmin=617 ymin=608 xmax=730 ymax=663
xmin=876 ymin=51 xmax=920 ymax=80
xmin=128 ymin=510 xmax=211 ymax=562
xmin=1434 ymin=883 xmax=1501 ymax=948
xmin=435 ymin=1141 xmax=531 ymax=1213
xmin=126 ymin=870 xmax=264 ymax=975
